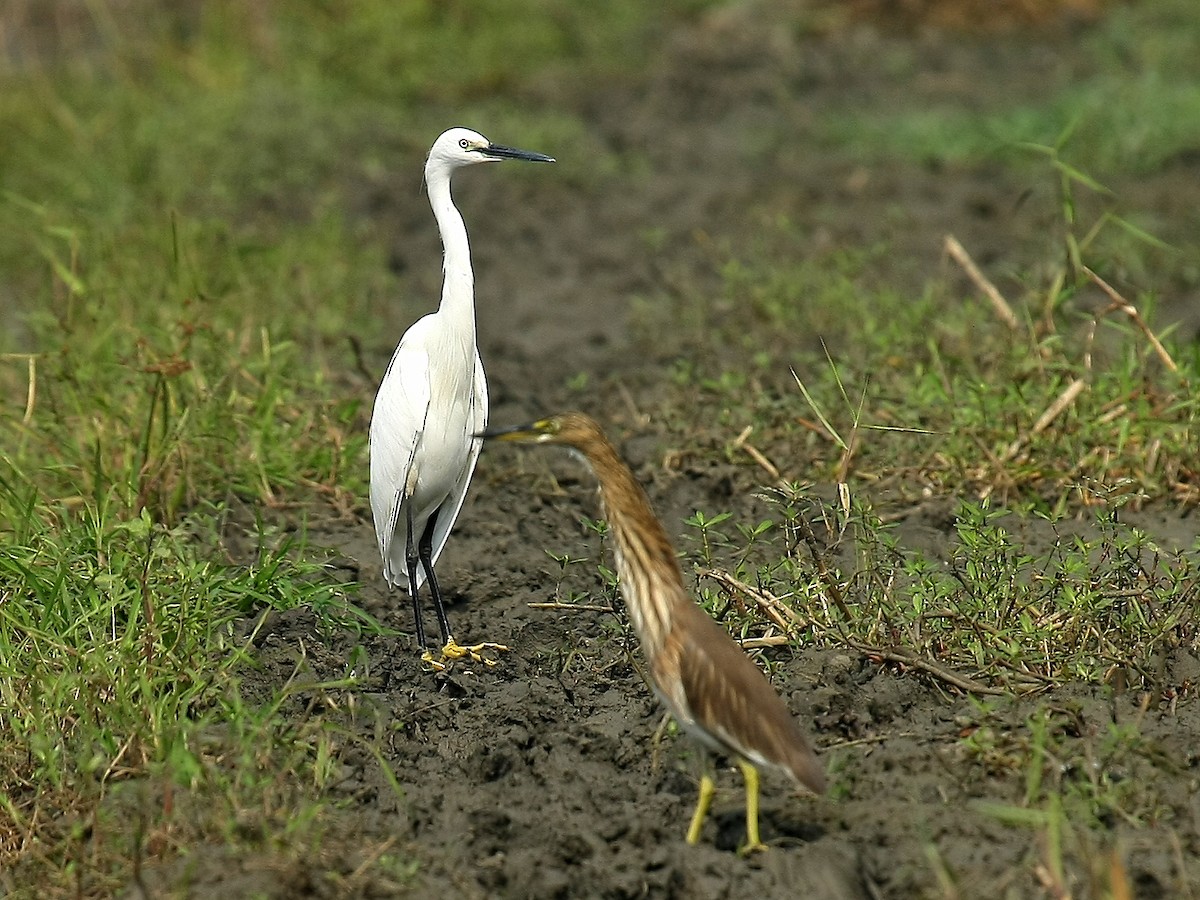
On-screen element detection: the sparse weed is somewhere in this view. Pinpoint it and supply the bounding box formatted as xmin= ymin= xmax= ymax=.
xmin=815 ymin=0 xmax=1200 ymax=179
xmin=626 ymin=123 xmax=1200 ymax=892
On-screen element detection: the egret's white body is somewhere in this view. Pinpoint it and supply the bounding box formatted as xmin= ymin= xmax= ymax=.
xmin=369 ymin=127 xmax=553 ymax=656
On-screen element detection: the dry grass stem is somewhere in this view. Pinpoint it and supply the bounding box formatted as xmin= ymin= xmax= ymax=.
xmin=793 ymin=514 xmax=856 ymax=622
xmin=825 ymin=731 xmax=922 ymax=751
xmin=732 ymin=426 xmax=783 ymax=483
xmin=699 ymin=568 xmax=807 ymax=631
xmin=617 ymin=381 xmax=650 ymax=426
xmin=347 ymin=836 xmax=398 ymax=884
xmin=1083 ymin=266 xmax=1178 ymax=372
xmin=1030 ymin=378 xmax=1089 ymax=436
xmin=739 ymin=635 xmax=790 ymax=649
xmin=999 ymin=377 xmax=1089 ymax=464
xmin=944 ymin=234 xmax=1020 ymax=331
xmin=846 ymin=639 xmax=1009 ymax=697
xmin=527 ymin=601 xmax=614 ymax=612
xmin=1 ymin=353 xmax=37 ymax=423
xmin=1108 ymin=849 xmax=1133 ymax=900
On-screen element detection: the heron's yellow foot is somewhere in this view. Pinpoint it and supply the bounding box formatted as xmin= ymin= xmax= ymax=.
xmin=738 ymin=838 xmax=768 ymax=856
xmin=685 ymin=774 xmax=716 ymax=845
xmin=737 ymin=759 xmax=768 ymax=856
xmin=422 ymin=639 xmax=509 ymax=669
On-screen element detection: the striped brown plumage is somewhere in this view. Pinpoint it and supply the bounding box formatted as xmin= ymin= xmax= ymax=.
xmin=483 ymin=412 xmax=825 ymax=850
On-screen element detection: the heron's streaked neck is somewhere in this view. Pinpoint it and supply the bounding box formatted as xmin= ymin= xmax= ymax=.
xmin=426 ymin=168 xmax=476 ymax=338
xmin=584 ymin=437 xmax=684 ymax=657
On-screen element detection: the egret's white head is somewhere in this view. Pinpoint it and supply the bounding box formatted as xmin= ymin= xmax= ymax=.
xmin=425 ymin=127 xmax=554 ymax=183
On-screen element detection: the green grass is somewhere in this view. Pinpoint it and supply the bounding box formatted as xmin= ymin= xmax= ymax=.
xmin=814 ymin=0 xmax=1200 ymax=177
xmin=612 ymin=13 xmax=1199 ymax=891
xmin=692 ymin=494 xmax=1199 ymax=687
xmin=643 ymin=153 xmax=1199 ymax=511
xmin=0 ymin=496 xmax=371 ymax=893
xmin=566 ymin=168 xmax=1198 ymax=884
xmin=640 ymin=103 xmax=1199 ymax=698
xmin=0 ymin=0 xmax=721 ymax=893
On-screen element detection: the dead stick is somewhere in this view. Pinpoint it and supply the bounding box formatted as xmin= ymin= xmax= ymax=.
xmin=824 ymin=731 xmax=922 ymax=750
xmin=845 ymin=638 xmax=1008 ymax=696
xmin=1030 ymin=378 xmax=1088 ymax=436
xmin=1083 ymin=266 xmax=1177 ymax=372
xmin=732 ymin=426 xmax=783 ymax=483
xmin=528 ymin=602 xmax=613 ymax=612
xmin=999 ymin=377 xmax=1088 ymax=463
xmin=794 ymin=515 xmax=855 ymax=622
xmin=945 ymin=235 xmax=1020 ymax=331
xmin=739 ymin=635 xmax=790 ymax=649
xmin=700 ymin=568 xmax=801 ymax=631
xmin=347 ymin=836 xmax=398 ymax=884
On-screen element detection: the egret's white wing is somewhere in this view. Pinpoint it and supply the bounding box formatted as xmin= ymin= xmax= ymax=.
xmin=369 ymin=318 xmax=435 ymax=589
xmin=419 ymin=348 xmax=488 ymax=577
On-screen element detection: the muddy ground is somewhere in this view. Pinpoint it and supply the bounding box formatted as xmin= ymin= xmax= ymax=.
xmin=148 ymin=5 xmax=1200 ymax=898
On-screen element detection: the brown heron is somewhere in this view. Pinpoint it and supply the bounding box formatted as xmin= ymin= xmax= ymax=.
xmin=481 ymin=412 xmax=826 ymax=852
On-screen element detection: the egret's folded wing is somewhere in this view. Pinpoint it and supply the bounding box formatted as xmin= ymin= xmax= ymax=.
xmin=421 ymin=349 xmax=488 ymax=574
xmin=369 ymin=322 xmax=434 ymax=587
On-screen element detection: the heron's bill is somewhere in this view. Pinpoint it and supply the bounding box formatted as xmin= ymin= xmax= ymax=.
xmin=477 ymin=419 xmax=556 ymax=442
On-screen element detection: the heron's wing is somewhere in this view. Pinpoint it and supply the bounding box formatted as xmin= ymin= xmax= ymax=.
xmin=421 ymin=349 xmax=488 ymax=572
xmin=672 ymin=603 xmax=826 ymax=794
xmin=369 ymin=321 xmax=435 ymax=588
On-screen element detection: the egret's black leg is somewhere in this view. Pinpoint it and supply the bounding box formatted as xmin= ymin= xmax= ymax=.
xmin=416 ymin=508 xmax=508 ymax=668
xmin=405 ymin=504 xmax=428 ymax=650
xmin=417 ymin=508 xmax=453 ymax=647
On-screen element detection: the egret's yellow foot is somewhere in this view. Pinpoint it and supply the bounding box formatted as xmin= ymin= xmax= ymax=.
xmin=685 ymin=774 xmax=717 ymax=845
xmin=737 ymin=760 xmax=768 ymax=855
xmin=423 ymin=638 xmax=509 ymax=669
xmin=419 ymin=648 xmax=448 ymax=671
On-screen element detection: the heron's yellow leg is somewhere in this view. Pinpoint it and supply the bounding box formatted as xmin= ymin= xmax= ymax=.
xmin=737 ymin=760 xmax=767 ymax=855
xmin=426 ymin=638 xmax=509 ymax=668
xmin=686 ymin=774 xmax=716 ymax=845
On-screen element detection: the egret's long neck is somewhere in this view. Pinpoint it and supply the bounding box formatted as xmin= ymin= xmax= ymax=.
xmin=426 ymin=168 xmax=476 ymax=344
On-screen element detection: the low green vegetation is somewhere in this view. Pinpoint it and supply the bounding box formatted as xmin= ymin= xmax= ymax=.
xmin=627 ymin=118 xmax=1199 ymax=900
xmin=817 ymin=0 xmax=1200 ymax=176
xmin=617 ymin=19 xmax=1200 ymax=890
xmin=0 ymin=1 xmax=712 ymax=894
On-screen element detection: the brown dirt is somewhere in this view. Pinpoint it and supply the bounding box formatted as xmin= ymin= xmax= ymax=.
xmin=144 ymin=5 xmax=1200 ymax=898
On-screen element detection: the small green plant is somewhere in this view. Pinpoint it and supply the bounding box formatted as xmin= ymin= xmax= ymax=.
xmin=683 ymin=510 xmax=733 ymax=566
xmin=545 ymin=548 xmax=591 ymax=603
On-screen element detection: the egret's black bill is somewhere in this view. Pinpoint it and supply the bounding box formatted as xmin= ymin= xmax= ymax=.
xmin=481 ymin=144 xmax=555 ymax=164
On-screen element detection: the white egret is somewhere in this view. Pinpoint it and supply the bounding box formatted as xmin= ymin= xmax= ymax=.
xmin=369 ymin=127 xmax=554 ymax=666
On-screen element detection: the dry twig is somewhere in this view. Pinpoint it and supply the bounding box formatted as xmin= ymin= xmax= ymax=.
xmin=739 ymin=635 xmax=790 ymax=649
xmin=998 ymin=377 xmax=1089 ymax=464
xmin=528 ymin=601 xmax=613 ymax=613
xmin=1084 ymin=266 xmax=1178 ymax=372
xmin=731 ymin=425 xmax=783 ymax=483
xmin=845 ymin=638 xmax=1008 ymax=697
xmin=1 ymin=353 xmax=37 ymax=423
xmin=945 ymin=234 xmax=1020 ymax=331
xmin=793 ymin=514 xmax=856 ymax=622
xmin=699 ymin=568 xmax=806 ymax=631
